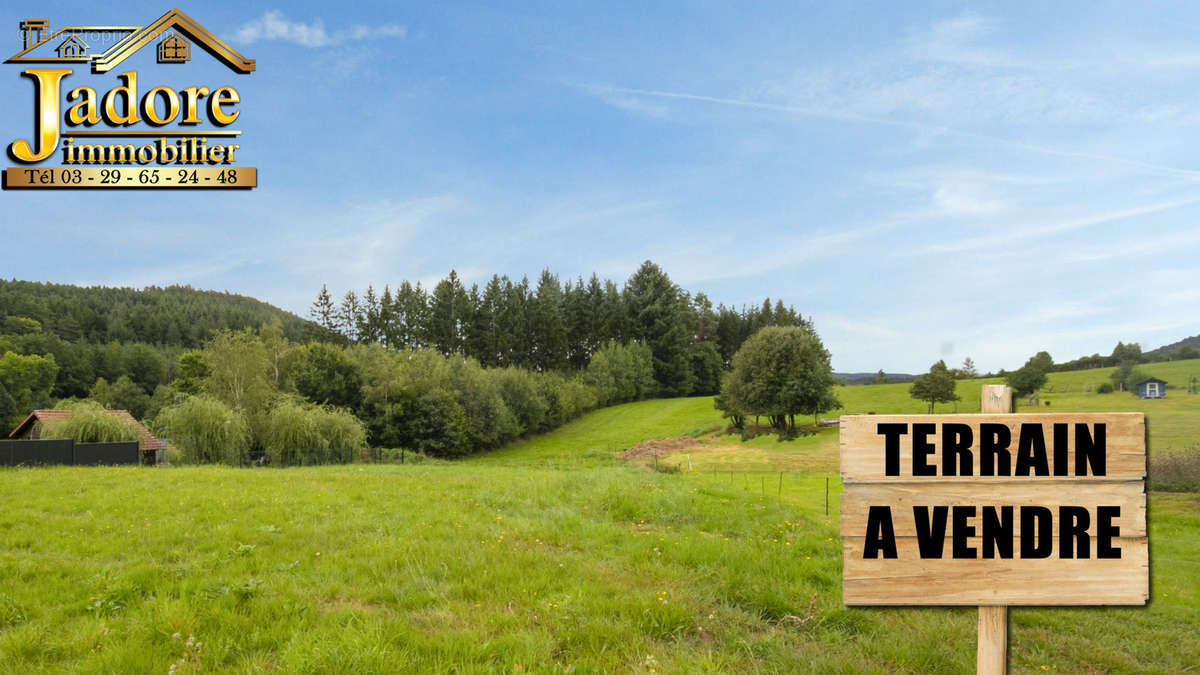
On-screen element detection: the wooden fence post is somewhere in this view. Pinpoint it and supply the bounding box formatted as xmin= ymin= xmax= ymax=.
xmin=978 ymin=384 xmax=1013 ymax=674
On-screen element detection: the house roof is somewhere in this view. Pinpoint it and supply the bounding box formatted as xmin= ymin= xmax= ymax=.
xmin=1136 ymin=377 xmax=1167 ymax=385
xmin=56 ymin=35 xmax=89 ymax=51
xmin=7 ymin=9 xmax=254 ymax=73
xmin=9 ymin=409 xmax=164 ymax=452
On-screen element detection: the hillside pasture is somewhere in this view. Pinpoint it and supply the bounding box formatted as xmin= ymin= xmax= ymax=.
xmin=1 ymin=360 xmax=1198 ymax=672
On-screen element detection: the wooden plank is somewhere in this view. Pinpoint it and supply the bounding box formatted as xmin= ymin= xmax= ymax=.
xmin=842 ymin=536 xmax=1148 ymax=605
xmin=840 ymin=413 xmax=1145 ymax=481
xmin=980 ymin=384 xmax=1012 ymax=414
xmin=977 ymin=606 xmax=1007 ymax=675
xmin=841 ymin=480 xmax=1146 ymax=538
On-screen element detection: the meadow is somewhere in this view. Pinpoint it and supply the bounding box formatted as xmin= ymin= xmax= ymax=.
xmin=1 ymin=361 xmax=1198 ymax=672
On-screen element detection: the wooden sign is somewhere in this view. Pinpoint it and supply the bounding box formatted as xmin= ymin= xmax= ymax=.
xmin=839 ymin=412 xmax=1148 ymax=606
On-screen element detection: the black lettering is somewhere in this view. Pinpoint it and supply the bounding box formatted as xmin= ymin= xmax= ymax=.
xmin=943 ymin=424 xmax=973 ymax=476
xmin=863 ymin=505 xmax=898 ymax=559
xmin=877 ymin=423 xmax=908 ymax=476
xmin=1059 ymin=506 xmax=1090 ymax=559
xmin=1053 ymin=423 xmax=1069 ymax=476
xmin=913 ymin=505 xmax=948 ymax=558
xmin=1015 ymin=425 xmax=1050 ymax=476
xmin=979 ymin=424 xmax=1011 ymax=476
xmin=912 ymin=423 xmax=937 ymax=476
xmin=1096 ymin=505 xmax=1121 ymax=559
xmin=952 ymin=506 xmax=977 ymax=558
xmin=982 ymin=505 xmax=1013 ymax=559
xmin=1076 ymin=424 xmax=1106 ymax=476
xmin=1021 ymin=506 xmax=1053 ymax=558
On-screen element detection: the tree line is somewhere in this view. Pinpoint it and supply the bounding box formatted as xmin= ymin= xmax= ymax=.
xmin=0 ymin=280 xmax=318 ymax=347
xmin=150 ymin=325 xmax=657 ymax=464
xmin=309 ymin=261 xmax=805 ymax=397
xmin=2 ymin=262 xmax=813 ymax=464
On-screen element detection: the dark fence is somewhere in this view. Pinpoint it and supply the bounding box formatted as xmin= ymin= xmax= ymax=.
xmin=0 ymin=439 xmax=140 ymax=467
xmin=74 ymin=442 xmax=140 ymax=466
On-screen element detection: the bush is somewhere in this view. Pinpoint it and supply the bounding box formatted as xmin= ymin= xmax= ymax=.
xmin=535 ymin=372 xmax=596 ymax=431
xmin=448 ymin=357 xmax=520 ymax=450
xmin=154 ymin=395 xmax=249 ymax=465
xmin=315 ymin=406 xmax=367 ymax=464
xmin=1149 ymin=448 xmax=1200 ymax=492
xmin=490 ymin=367 xmax=548 ymax=436
xmin=351 ymin=344 xmax=600 ymax=458
xmin=262 ymin=398 xmax=367 ymax=466
xmin=262 ymin=399 xmax=326 ymax=466
xmin=379 ymin=448 xmax=443 ymax=465
xmin=1096 ymin=382 xmax=1114 ymax=394
xmin=38 ymin=400 xmax=142 ymax=444
xmin=584 ymin=341 xmax=656 ymax=406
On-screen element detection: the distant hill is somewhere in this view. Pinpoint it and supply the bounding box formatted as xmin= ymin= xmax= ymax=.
xmin=1148 ymin=334 xmax=1200 ymax=359
xmin=836 ymin=372 xmax=917 ymax=385
xmin=0 ymin=279 xmax=321 ymax=347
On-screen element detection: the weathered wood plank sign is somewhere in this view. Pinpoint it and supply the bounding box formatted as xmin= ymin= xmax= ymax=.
xmin=840 ymin=409 xmax=1148 ymax=607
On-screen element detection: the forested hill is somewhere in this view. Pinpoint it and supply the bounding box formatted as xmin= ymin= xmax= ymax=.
xmin=0 ymin=280 xmax=318 ymax=347
xmin=1148 ymin=334 xmax=1200 ymax=359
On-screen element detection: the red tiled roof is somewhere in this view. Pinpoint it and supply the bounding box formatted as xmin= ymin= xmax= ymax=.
xmin=9 ymin=409 xmax=164 ymax=452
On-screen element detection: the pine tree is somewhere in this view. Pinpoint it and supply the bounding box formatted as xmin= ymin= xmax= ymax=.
xmin=564 ymin=277 xmax=593 ymax=370
xmin=498 ymin=277 xmax=531 ymax=368
xmin=360 ymin=285 xmax=381 ymax=344
xmin=475 ymin=276 xmax=505 ymax=367
xmin=624 ymin=261 xmax=695 ymax=396
xmin=379 ymin=285 xmax=396 ymax=347
xmin=310 ymin=284 xmax=337 ymax=332
xmin=530 ymin=269 xmax=568 ymax=372
xmin=429 ymin=271 xmax=468 ymax=355
xmin=337 ymin=290 xmax=361 ymax=342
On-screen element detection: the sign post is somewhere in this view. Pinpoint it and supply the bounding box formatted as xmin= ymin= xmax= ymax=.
xmin=840 ymin=385 xmax=1148 ymax=673
xmin=978 ymin=384 xmax=1013 ymax=674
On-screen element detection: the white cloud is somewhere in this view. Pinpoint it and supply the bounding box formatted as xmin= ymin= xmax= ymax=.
xmin=919 ymin=196 xmax=1200 ymax=255
xmin=931 ymin=184 xmax=1007 ymax=217
xmin=234 ymin=11 xmax=406 ymax=48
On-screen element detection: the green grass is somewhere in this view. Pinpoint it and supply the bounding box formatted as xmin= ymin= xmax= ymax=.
xmin=2 ymin=361 xmax=1199 ymax=672
xmin=472 ymin=397 xmax=724 ymax=467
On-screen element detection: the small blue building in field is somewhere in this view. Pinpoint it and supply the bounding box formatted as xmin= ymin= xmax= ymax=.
xmin=1136 ymin=377 xmax=1167 ymax=399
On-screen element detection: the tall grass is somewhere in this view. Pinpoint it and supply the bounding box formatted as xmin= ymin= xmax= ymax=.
xmin=1150 ymin=447 xmax=1200 ymax=492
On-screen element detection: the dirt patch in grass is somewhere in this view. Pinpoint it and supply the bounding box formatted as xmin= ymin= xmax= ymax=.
xmin=620 ymin=437 xmax=700 ymax=460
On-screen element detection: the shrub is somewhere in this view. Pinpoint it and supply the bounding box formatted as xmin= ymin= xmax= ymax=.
xmin=154 ymin=395 xmax=249 ymax=465
xmin=490 ymin=367 xmax=548 ymax=436
xmin=314 ymin=406 xmax=367 ymax=464
xmin=38 ymin=400 xmax=142 ymax=444
xmin=262 ymin=399 xmax=325 ymax=466
xmin=406 ymin=388 xmax=471 ymax=458
xmin=1096 ymin=382 xmax=1114 ymax=394
xmin=534 ymin=372 xmax=596 ymax=431
xmin=1149 ymin=448 xmax=1200 ymax=492
xmin=262 ymin=398 xmax=367 ymax=466
xmin=584 ymin=341 xmax=656 ymax=406
xmin=448 ymin=357 xmax=520 ymax=450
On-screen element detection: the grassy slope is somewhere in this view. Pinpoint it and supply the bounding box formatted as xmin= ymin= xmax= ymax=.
xmin=1 ymin=361 xmax=1198 ymax=672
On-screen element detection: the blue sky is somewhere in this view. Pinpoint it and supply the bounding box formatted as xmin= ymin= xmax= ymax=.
xmin=1 ymin=1 xmax=1198 ymax=373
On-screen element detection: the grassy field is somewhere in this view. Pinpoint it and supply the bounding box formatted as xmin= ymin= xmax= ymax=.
xmin=1 ymin=361 xmax=1198 ymax=672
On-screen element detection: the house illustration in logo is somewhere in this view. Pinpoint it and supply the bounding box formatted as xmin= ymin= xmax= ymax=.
xmin=6 ymin=8 xmax=255 ymax=73
xmin=55 ymin=35 xmax=88 ymax=58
